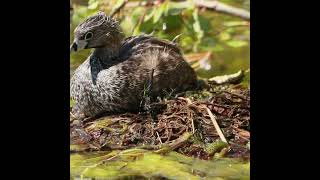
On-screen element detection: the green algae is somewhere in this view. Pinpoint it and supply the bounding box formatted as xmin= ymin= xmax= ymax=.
xmin=71 ymin=149 xmax=249 ymax=180
xmin=204 ymin=141 xmax=229 ymax=156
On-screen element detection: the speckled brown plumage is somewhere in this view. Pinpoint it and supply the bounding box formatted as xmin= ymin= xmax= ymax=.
xmin=70 ymin=12 xmax=197 ymax=118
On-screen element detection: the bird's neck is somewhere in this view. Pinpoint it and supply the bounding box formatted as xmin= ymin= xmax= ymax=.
xmin=92 ymin=45 xmax=119 ymax=62
xmin=90 ymin=46 xmax=120 ymax=84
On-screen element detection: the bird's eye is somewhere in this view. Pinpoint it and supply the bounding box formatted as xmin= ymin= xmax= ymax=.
xmin=85 ymin=32 xmax=93 ymax=40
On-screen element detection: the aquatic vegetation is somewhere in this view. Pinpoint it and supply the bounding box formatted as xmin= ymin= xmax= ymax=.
xmin=71 ymin=149 xmax=249 ymax=179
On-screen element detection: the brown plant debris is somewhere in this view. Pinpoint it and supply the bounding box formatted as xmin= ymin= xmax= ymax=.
xmin=70 ymin=85 xmax=250 ymax=160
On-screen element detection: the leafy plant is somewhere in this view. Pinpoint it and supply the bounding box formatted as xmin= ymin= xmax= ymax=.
xmin=70 ymin=0 xmax=250 ymax=77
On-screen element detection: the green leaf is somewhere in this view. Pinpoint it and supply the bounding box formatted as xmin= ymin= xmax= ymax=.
xmin=180 ymin=36 xmax=194 ymax=49
xmin=167 ymin=2 xmax=185 ymax=16
xmin=132 ymin=23 xmax=141 ymax=36
xmin=211 ymin=44 xmax=225 ymax=52
xmin=153 ymin=8 xmax=164 ymax=24
xmin=88 ymin=0 xmax=99 ymax=10
xmin=219 ymin=32 xmax=231 ymax=41
xmin=110 ymin=0 xmax=126 ymax=15
xmin=192 ymin=8 xmax=204 ymax=52
xmin=198 ymin=15 xmax=211 ymax=32
xmin=168 ymin=1 xmax=191 ymax=12
xmin=153 ymin=0 xmax=169 ymax=23
xmin=120 ymin=16 xmax=133 ymax=35
xmin=131 ymin=7 xmax=145 ymax=24
xmin=164 ymin=15 xmax=183 ymax=31
xmin=192 ymin=9 xmax=203 ymax=40
xmin=144 ymin=9 xmax=155 ymax=22
xmin=223 ymin=21 xmax=248 ymax=27
xmin=70 ymin=99 xmax=75 ymax=108
xmin=226 ymin=40 xmax=248 ymax=48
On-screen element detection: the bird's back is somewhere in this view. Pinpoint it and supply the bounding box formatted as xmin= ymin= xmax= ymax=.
xmin=118 ymin=35 xmax=198 ymax=94
xmin=71 ymin=35 xmax=197 ymax=117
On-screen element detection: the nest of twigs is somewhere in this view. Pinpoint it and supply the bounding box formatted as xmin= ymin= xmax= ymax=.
xmin=70 ymin=85 xmax=250 ymax=160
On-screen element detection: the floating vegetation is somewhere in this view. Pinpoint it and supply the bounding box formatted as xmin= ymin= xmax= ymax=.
xmin=71 ymin=149 xmax=250 ymax=179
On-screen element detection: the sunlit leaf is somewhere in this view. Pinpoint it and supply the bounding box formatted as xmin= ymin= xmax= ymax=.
xmin=144 ymin=9 xmax=155 ymax=22
xmin=70 ymin=99 xmax=75 ymax=108
xmin=223 ymin=21 xmax=249 ymax=27
xmin=110 ymin=0 xmax=126 ymax=14
xmin=180 ymin=36 xmax=194 ymax=50
xmin=120 ymin=16 xmax=133 ymax=35
xmin=153 ymin=0 xmax=169 ymax=23
xmin=88 ymin=0 xmax=99 ymax=10
xmin=219 ymin=32 xmax=231 ymax=41
xmin=226 ymin=40 xmax=248 ymax=48
xmin=153 ymin=8 xmax=163 ymax=24
xmin=132 ymin=23 xmax=141 ymax=36
xmin=211 ymin=44 xmax=225 ymax=52
xmin=131 ymin=7 xmax=145 ymax=24
xmin=192 ymin=9 xmax=203 ymax=40
xmin=167 ymin=0 xmax=189 ymax=15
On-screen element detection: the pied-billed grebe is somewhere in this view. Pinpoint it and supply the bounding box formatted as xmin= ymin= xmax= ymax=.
xmin=70 ymin=11 xmax=197 ymax=118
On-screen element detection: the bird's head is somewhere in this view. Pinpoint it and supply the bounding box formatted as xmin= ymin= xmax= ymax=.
xmin=70 ymin=11 xmax=123 ymax=53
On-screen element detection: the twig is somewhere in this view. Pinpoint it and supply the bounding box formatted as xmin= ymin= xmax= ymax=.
xmin=191 ymin=117 xmax=195 ymax=134
xmin=70 ymin=112 xmax=76 ymax=121
xmin=212 ymin=23 xmax=250 ymax=36
xmin=131 ymin=6 xmax=148 ymax=35
xmin=222 ymin=90 xmax=249 ymax=101
xmin=110 ymin=0 xmax=128 ymax=18
xmin=125 ymin=0 xmax=250 ymax=20
xmin=156 ymin=131 xmax=163 ymax=144
xmin=195 ymin=0 xmax=250 ymax=20
xmin=205 ymin=106 xmax=228 ymax=144
xmin=178 ymin=97 xmax=192 ymax=105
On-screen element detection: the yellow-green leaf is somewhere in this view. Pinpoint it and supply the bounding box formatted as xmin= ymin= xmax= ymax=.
xmin=226 ymin=40 xmax=248 ymax=48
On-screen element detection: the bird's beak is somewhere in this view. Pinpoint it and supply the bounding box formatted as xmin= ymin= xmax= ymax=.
xmin=70 ymin=41 xmax=78 ymax=54
xmin=70 ymin=39 xmax=88 ymax=54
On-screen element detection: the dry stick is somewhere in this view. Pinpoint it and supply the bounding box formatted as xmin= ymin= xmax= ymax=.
xmin=212 ymin=23 xmax=250 ymax=37
xmin=191 ymin=114 xmax=195 ymax=134
xmin=156 ymin=131 xmax=163 ymax=144
xmin=205 ymin=106 xmax=228 ymax=144
xmin=126 ymin=0 xmax=250 ymax=20
xmin=179 ymin=97 xmax=195 ymax=134
xmin=131 ymin=6 xmax=147 ymax=35
xmin=70 ymin=112 xmax=76 ymax=121
xmin=195 ymin=0 xmax=250 ymax=20
xmin=222 ymin=90 xmax=249 ymax=101
xmin=110 ymin=0 xmax=128 ymax=18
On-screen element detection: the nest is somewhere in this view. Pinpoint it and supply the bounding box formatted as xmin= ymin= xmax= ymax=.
xmin=70 ymin=86 xmax=250 ymax=160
